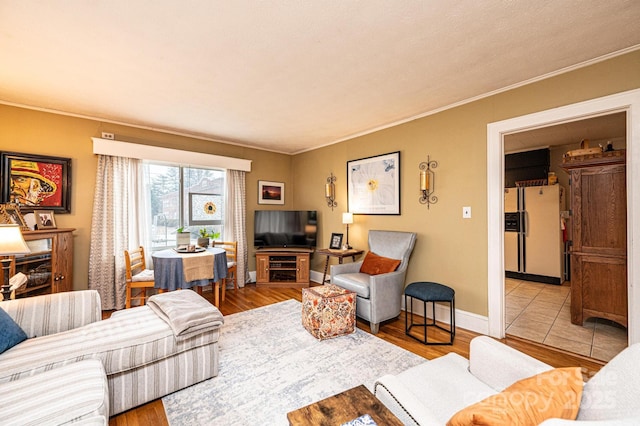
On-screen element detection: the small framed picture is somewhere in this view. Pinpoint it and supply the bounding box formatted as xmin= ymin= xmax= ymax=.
xmin=258 ymin=180 xmax=285 ymax=205
xmin=329 ymin=233 xmax=343 ymax=250
xmin=35 ymin=210 xmax=56 ymax=229
xmin=0 ymin=203 xmax=29 ymax=230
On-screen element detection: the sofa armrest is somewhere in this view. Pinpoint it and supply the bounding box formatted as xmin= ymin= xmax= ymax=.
xmin=469 ymin=336 xmax=552 ymax=391
xmin=330 ymin=261 xmax=362 ymax=279
xmin=540 ymin=418 xmax=640 ymax=425
xmin=374 ymin=375 xmax=441 ymax=426
xmin=0 ymin=290 xmax=102 ymax=338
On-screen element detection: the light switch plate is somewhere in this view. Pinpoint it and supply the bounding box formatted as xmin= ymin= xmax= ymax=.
xmin=463 ymin=206 xmax=472 ymax=218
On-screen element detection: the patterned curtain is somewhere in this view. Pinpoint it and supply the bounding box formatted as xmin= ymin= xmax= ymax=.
xmin=226 ymin=169 xmax=248 ymax=287
xmin=88 ymin=155 xmax=140 ymax=310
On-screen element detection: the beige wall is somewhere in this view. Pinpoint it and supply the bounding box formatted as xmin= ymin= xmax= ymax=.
xmin=0 ymin=106 xmax=292 ymax=290
xmin=293 ymin=50 xmax=640 ymax=317
xmin=1 ymin=50 xmax=638 ymax=317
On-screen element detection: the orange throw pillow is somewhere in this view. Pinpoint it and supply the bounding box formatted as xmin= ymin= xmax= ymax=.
xmin=447 ymin=367 xmax=583 ymax=426
xmin=359 ymin=251 xmax=401 ymax=275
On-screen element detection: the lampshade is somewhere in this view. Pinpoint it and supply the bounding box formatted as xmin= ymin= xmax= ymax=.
xmin=342 ymin=212 xmax=353 ymax=225
xmin=0 ymin=224 xmax=30 ymax=255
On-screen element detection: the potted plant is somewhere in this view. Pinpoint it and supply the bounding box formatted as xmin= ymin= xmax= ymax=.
xmin=197 ymin=228 xmax=211 ymax=248
xmin=176 ymin=227 xmax=191 ymax=247
xmin=198 ymin=228 xmax=221 ymax=247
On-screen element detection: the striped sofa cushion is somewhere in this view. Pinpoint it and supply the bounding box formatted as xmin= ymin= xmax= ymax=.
xmin=0 ymin=290 xmax=101 ymax=338
xmin=0 ymin=305 xmax=221 ymax=383
xmin=1 ymin=358 xmax=108 ymax=425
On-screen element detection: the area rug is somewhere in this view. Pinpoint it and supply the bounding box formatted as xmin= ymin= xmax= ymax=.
xmin=162 ymin=299 xmax=426 ymax=425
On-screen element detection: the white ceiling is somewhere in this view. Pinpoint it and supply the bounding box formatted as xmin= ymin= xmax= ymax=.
xmin=1 ymin=1 xmax=639 ymax=154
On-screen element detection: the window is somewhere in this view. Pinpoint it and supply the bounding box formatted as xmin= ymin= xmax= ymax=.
xmin=144 ymin=163 xmax=225 ymax=250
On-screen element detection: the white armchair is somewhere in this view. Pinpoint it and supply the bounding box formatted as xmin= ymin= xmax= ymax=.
xmin=330 ymin=230 xmax=417 ymax=334
xmin=374 ymin=336 xmax=640 ymax=425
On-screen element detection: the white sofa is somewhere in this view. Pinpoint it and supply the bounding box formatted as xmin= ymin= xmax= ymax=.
xmin=0 ymin=289 xmax=223 ymax=421
xmin=374 ymin=336 xmax=640 ymax=425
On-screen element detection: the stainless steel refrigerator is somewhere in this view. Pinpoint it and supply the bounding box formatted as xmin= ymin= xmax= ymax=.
xmin=504 ymin=185 xmax=565 ymax=284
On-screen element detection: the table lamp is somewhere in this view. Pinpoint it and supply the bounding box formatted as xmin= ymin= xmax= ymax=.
xmin=0 ymin=224 xmax=31 ymax=301
xmin=342 ymin=212 xmax=353 ymax=249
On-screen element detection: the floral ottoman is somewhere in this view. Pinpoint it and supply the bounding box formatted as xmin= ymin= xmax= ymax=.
xmin=302 ymin=284 xmax=356 ymax=340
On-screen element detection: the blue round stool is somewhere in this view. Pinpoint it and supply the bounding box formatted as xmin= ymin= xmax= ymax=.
xmin=404 ymin=281 xmax=455 ymax=345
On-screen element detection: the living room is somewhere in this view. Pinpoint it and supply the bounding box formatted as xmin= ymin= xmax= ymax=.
xmin=1 ymin=2 xmax=640 ymax=425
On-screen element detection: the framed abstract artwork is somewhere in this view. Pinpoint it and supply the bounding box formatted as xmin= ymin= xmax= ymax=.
xmin=347 ymin=151 xmax=400 ymax=215
xmin=1 ymin=152 xmax=72 ymax=213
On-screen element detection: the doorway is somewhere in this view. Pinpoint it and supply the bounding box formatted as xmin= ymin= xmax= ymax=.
xmin=502 ymin=114 xmax=627 ymax=361
xmin=486 ymin=89 xmax=640 ymax=352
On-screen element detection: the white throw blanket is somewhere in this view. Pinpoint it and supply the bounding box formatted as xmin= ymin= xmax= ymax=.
xmin=147 ymin=290 xmax=224 ymax=342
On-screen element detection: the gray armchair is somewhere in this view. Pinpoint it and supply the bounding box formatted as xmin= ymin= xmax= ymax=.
xmin=330 ymin=230 xmax=417 ymax=334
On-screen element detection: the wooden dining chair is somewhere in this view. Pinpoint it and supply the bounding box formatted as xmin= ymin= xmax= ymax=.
xmin=124 ymin=246 xmax=160 ymax=308
xmin=214 ymin=241 xmax=238 ymax=301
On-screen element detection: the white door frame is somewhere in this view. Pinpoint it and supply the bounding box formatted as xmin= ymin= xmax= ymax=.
xmin=487 ymin=88 xmax=640 ymax=345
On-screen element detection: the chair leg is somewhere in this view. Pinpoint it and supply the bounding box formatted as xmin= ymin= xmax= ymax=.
xmin=126 ymin=285 xmax=132 ymax=309
xmin=370 ymin=322 xmax=380 ymax=334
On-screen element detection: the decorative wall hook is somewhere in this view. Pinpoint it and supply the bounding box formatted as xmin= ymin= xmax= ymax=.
xmin=325 ymin=172 xmax=337 ymax=210
xmin=419 ymin=156 xmax=438 ymax=208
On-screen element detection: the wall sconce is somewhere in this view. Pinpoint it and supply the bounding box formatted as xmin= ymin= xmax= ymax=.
xmin=419 ymin=156 xmax=438 ymax=209
xmin=325 ymin=172 xmax=337 ymax=210
xmin=342 ymin=212 xmax=353 ymax=249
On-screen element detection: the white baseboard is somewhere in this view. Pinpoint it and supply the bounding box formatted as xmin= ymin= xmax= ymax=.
xmin=252 ymin=269 xmax=490 ymax=335
xmin=310 ymin=270 xmax=325 ymax=284
xmin=403 ymin=298 xmax=489 ymax=335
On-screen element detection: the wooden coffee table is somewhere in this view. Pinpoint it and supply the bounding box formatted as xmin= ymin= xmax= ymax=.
xmin=286 ymin=384 xmax=402 ymax=425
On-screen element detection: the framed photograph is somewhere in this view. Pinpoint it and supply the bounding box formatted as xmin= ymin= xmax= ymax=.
xmin=1 ymin=151 xmax=72 ymax=213
xmin=0 ymin=204 xmax=29 ymax=230
xmin=347 ymin=151 xmax=400 ymax=215
xmin=35 ymin=210 xmax=57 ymax=229
xmin=329 ymin=233 xmax=343 ymax=250
xmin=258 ymin=180 xmax=285 ymax=205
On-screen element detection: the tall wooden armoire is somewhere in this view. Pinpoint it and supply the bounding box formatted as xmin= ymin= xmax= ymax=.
xmin=562 ymin=150 xmax=627 ymax=328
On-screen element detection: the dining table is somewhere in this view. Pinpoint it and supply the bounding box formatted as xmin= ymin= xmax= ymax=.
xmin=152 ymin=247 xmax=227 ymax=306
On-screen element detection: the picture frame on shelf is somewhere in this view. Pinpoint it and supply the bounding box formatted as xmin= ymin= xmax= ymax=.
xmin=35 ymin=210 xmax=57 ymax=229
xmin=0 ymin=151 xmax=72 ymax=213
xmin=0 ymin=203 xmax=30 ymax=231
xmin=347 ymin=151 xmax=400 ymax=215
xmin=258 ymin=180 xmax=285 ymax=205
xmin=329 ymin=233 xmax=343 ymax=250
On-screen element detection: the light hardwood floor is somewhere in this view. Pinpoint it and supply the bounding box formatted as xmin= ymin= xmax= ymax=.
xmin=109 ymin=283 xmax=605 ymax=426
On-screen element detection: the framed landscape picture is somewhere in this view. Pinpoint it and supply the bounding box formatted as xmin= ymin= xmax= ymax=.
xmin=1 ymin=152 xmax=72 ymax=213
xmin=347 ymin=151 xmax=400 ymax=215
xmin=258 ymin=180 xmax=284 ymax=205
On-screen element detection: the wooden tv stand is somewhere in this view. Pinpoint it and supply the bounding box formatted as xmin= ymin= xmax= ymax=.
xmin=255 ymin=248 xmax=312 ymax=288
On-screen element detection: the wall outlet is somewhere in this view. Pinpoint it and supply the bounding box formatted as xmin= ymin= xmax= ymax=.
xmin=463 ymin=206 xmax=472 ymax=219
xmin=101 ymin=132 xmax=114 ymax=140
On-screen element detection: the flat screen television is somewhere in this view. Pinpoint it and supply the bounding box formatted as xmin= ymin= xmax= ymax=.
xmin=254 ymin=210 xmax=317 ymax=249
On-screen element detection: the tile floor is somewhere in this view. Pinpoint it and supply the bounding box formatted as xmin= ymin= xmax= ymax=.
xmin=505 ymin=278 xmax=628 ymax=362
